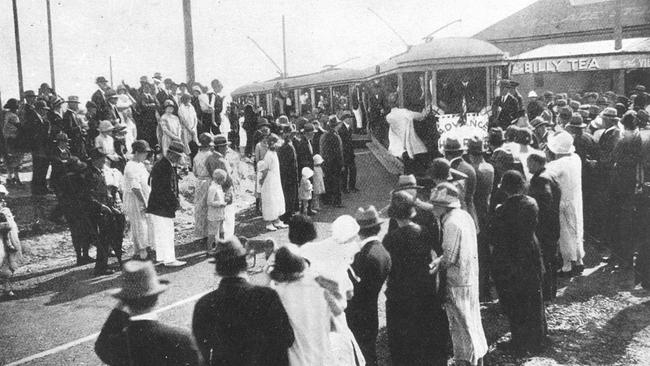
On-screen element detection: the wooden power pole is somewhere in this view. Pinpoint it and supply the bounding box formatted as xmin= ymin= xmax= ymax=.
xmin=182 ymin=0 xmax=196 ymax=84
xmin=46 ymin=0 xmax=56 ymax=91
xmin=12 ymin=0 xmax=24 ymax=98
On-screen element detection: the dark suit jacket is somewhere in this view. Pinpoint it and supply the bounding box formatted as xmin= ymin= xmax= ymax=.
xmin=24 ymin=107 xmax=50 ymax=155
xmin=91 ymin=89 xmax=109 ymax=120
xmin=63 ymin=109 xmax=87 ymax=158
xmin=529 ymin=169 xmax=561 ymax=246
xmin=338 ymin=123 xmax=355 ymax=165
xmin=347 ymin=238 xmax=391 ymax=315
xmin=278 ymin=142 xmax=299 ymax=213
xmin=491 ymin=93 xmax=522 ymax=129
xmin=95 ymin=309 xmax=202 ymax=366
xmin=293 ymin=135 xmax=314 ymax=172
xmin=47 ymin=110 xmax=66 ymax=143
xmin=147 ymin=157 xmax=179 ymax=218
xmin=157 ymin=91 xmax=179 ymax=115
xmin=319 ymin=131 xmax=343 ymax=173
xmin=192 ymin=277 xmax=294 ymax=366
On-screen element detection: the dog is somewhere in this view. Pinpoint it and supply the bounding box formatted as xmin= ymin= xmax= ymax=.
xmin=238 ymin=236 xmax=275 ymax=268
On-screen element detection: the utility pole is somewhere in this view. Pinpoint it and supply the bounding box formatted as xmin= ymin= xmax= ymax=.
xmin=109 ymin=56 xmax=114 ymax=87
xmin=614 ymin=0 xmax=623 ymax=50
xmin=12 ymin=0 xmax=24 ymax=98
xmin=182 ymin=0 xmax=196 ymax=84
xmin=282 ymin=15 xmax=287 ymax=78
xmin=46 ymin=0 xmax=56 ymax=91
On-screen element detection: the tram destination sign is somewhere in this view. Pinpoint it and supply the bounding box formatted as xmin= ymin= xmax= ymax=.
xmin=510 ymin=54 xmax=650 ymax=75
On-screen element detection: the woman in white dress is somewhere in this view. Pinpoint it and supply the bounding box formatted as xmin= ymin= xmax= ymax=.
xmin=122 ymin=140 xmax=153 ymax=260
xmin=178 ymin=94 xmax=199 ymax=155
xmin=159 ymin=100 xmax=183 ymax=157
xmin=193 ymin=133 xmax=216 ymax=253
xmin=260 ymin=134 xmax=287 ymax=231
xmin=122 ymin=108 xmax=138 ymax=155
xmin=546 ymin=130 xmax=584 ymax=275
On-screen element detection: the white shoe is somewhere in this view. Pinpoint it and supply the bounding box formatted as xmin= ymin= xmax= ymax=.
xmin=163 ymin=260 xmax=186 ymax=267
xmin=266 ymin=224 xmax=277 ymax=231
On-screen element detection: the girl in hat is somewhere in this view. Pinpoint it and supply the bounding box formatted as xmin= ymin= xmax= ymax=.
xmin=312 ymin=154 xmax=325 ymax=211
xmin=159 ymin=100 xmax=182 ymax=157
xmin=206 ymin=169 xmax=228 ymax=254
xmin=259 ymin=134 xmax=287 ymax=231
xmin=3 ymin=99 xmax=24 ymax=186
xmin=299 ymin=167 xmax=313 ymax=215
xmin=178 ymin=94 xmax=199 ymax=157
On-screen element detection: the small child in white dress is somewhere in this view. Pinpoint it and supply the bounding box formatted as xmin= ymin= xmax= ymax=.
xmin=312 ymin=154 xmax=325 ymax=211
xmin=207 ymin=169 xmax=227 ymax=253
xmin=299 ymin=167 xmax=313 ymax=215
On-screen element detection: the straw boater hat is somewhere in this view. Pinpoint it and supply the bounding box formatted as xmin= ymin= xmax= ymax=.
xmin=98 ymin=120 xmax=114 ymax=133
xmin=66 ymin=96 xmax=80 ymax=104
xmin=198 ymin=132 xmax=214 ymax=147
xmin=391 ymin=174 xmax=423 ymax=194
xmin=430 ymin=182 xmax=461 ymax=209
xmin=163 ymin=99 xmax=175 ymax=108
xmin=355 ymin=205 xmax=383 ymax=229
xmin=111 ymin=261 xmax=169 ymax=300
xmin=213 ymin=134 xmax=228 ymax=147
xmin=547 ymin=130 xmax=575 ymax=155
xmin=527 ymin=90 xmax=538 ymax=98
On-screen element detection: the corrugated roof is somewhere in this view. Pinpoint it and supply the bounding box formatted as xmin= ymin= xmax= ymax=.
xmin=474 ymin=0 xmax=650 ymax=42
xmin=511 ymin=37 xmax=650 ymax=59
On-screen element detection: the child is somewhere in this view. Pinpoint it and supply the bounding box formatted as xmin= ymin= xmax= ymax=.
xmin=0 ymin=184 xmax=22 ymax=298
xmin=299 ymin=167 xmax=314 ymax=215
xmin=206 ymin=169 xmax=228 ymax=254
xmin=312 ymin=154 xmax=325 ymax=211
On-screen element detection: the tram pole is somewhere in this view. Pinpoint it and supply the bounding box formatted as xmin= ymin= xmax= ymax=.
xmin=46 ymin=0 xmax=56 ymax=91
xmin=12 ymin=0 xmax=24 ymax=98
xmin=282 ymin=15 xmax=288 ymax=78
xmin=182 ymin=0 xmax=196 ymax=84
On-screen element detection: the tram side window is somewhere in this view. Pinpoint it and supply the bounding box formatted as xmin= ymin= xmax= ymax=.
xmin=403 ymin=72 xmax=426 ymax=112
xmin=436 ymin=68 xmax=486 ymax=114
xmin=315 ymin=88 xmax=330 ymax=113
xmin=259 ymin=93 xmax=268 ymax=116
xmin=332 ymin=85 xmax=350 ymax=113
xmin=272 ymin=90 xmax=296 ymax=118
xmin=300 ymin=88 xmax=312 ymax=116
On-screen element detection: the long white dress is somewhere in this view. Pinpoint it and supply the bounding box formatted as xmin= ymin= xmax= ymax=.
xmin=159 ymin=113 xmax=182 ymax=157
xmin=260 ymin=150 xmax=285 ymax=221
xmin=122 ymin=160 xmax=151 ymax=254
xmin=193 ymin=150 xmax=213 ymax=238
xmin=178 ymin=104 xmax=199 ymax=154
xmin=546 ymin=154 xmax=584 ymax=270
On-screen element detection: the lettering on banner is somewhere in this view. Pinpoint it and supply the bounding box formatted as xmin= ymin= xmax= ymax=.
xmin=437 ymin=113 xmax=489 ymax=134
xmin=513 ymin=57 xmax=602 ymax=74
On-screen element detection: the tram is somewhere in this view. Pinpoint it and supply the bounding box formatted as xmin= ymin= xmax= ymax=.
xmin=231 ymin=37 xmax=508 ymax=149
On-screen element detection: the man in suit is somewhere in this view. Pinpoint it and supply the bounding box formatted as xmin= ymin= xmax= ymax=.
xmin=24 ymin=100 xmax=52 ymax=195
xmin=444 ymin=137 xmax=478 ymax=231
xmin=96 ymin=261 xmax=202 ymax=366
xmin=338 ymin=110 xmax=358 ymax=193
xmin=294 ymin=122 xmax=316 ymax=214
xmin=63 ymin=96 xmax=87 ymax=159
xmin=157 ymin=78 xmax=179 ymax=115
xmin=527 ymin=152 xmax=561 ymax=302
xmin=105 ymin=89 xmax=122 ymax=125
xmin=491 ymin=80 xmax=523 ymax=129
xmin=278 ymin=124 xmax=299 ymax=222
xmin=91 ymin=76 xmax=111 ymax=120
xmin=208 ymin=79 xmax=224 ymax=134
xmin=347 ymin=206 xmax=391 ymax=366
xmin=192 ymin=237 xmax=294 ymax=366
xmin=319 ymin=116 xmax=345 ymax=207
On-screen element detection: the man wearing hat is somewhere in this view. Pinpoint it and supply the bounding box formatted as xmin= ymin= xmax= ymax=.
xmin=47 ymin=97 xmax=67 ymax=143
xmin=429 ymin=182 xmax=488 ymax=366
xmin=157 ymin=79 xmax=179 ymax=116
xmin=294 ymin=122 xmax=317 ymax=214
xmin=530 ymin=117 xmax=550 ymax=150
xmin=210 ymin=134 xmax=235 ymax=236
xmin=556 ymin=106 xmax=573 ymax=127
xmin=24 ymin=100 xmax=52 ymax=195
xmin=444 ymin=136 xmax=479 ymax=230
xmin=192 ymin=237 xmax=294 ymax=365
xmin=147 ymin=140 xmax=186 ymax=267
xmin=319 ymin=116 xmax=345 ymax=207
xmin=278 ymin=124 xmax=299 ymax=222
xmin=62 ymin=96 xmax=87 ymax=159
xmin=346 ymin=206 xmax=391 ymax=366
xmin=338 ymin=110 xmax=359 ymax=193
xmin=491 ymin=80 xmax=523 ymax=129
xmin=95 ymin=261 xmax=201 ymax=365
xmin=526 ymin=90 xmax=545 ymax=120
xmin=632 ymin=84 xmax=649 ymax=111
xmin=104 ymin=89 xmax=122 ymax=126
xmin=91 ymin=76 xmax=111 ymax=120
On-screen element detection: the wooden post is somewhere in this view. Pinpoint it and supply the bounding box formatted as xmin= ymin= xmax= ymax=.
xmin=430 ymin=70 xmax=437 ymax=108
xmin=46 ymin=0 xmax=56 ymax=91
xmin=397 ymin=72 xmax=404 ymax=108
xmin=11 ymin=0 xmax=24 ymax=98
xmin=183 ymin=0 xmax=196 ymax=84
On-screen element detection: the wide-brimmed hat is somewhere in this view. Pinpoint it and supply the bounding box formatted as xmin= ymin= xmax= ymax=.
xmin=467 ymin=135 xmax=486 ymax=154
xmin=547 ymin=130 xmax=575 ymax=155
xmin=387 ymin=191 xmax=415 ymax=219
xmin=23 ymin=90 xmax=36 ymax=98
xmin=111 ymin=261 xmax=169 ymax=300
xmin=198 ymin=132 xmax=214 ymax=147
xmin=88 ymin=147 xmax=107 ymax=160
xmin=257 ymin=117 xmax=271 ymax=129
xmin=152 ymin=72 xmax=163 ymax=81
xmin=601 ymin=107 xmax=619 ymax=120
xmin=132 ymin=140 xmax=152 ymax=154
xmin=566 ymin=113 xmax=587 ymax=129
xmin=67 ymin=95 xmax=80 ymax=104
xmin=167 ymin=141 xmax=186 ymax=156
xmin=98 ymin=120 xmax=114 ymax=132
xmin=213 ymin=134 xmax=228 ymax=147
xmin=355 ymin=205 xmax=383 ymax=229
xmin=105 ymin=89 xmax=118 ymax=99
xmin=96 ymin=76 xmax=109 ymax=84
xmin=209 ymin=236 xmax=247 ymax=264
xmin=392 ymin=174 xmax=423 ymax=193
xmin=430 ymin=182 xmax=461 ymax=208
xmin=301 ymin=167 xmax=313 ymax=179
xmin=3 ymin=98 xmax=19 ymax=110
xmin=313 ymin=154 xmax=323 ymax=165
xmin=442 ymin=136 xmax=464 ymax=152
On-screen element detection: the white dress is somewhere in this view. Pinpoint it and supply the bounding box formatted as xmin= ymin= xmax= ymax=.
xmin=159 ymin=113 xmax=182 ymax=157
xmin=122 ymin=160 xmax=151 ymax=253
xmin=546 ymin=154 xmax=584 ymax=269
xmin=178 ymin=104 xmax=198 ymax=154
xmin=260 ymin=150 xmax=285 ymax=221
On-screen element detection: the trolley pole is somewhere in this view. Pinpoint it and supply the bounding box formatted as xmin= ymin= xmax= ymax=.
xmin=183 ymin=0 xmax=196 ymax=84
xmin=46 ymin=0 xmax=56 ymax=91
xmin=282 ymin=15 xmax=287 ymax=78
xmin=109 ymin=56 xmax=114 ymax=87
xmin=12 ymin=0 xmax=24 ymax=98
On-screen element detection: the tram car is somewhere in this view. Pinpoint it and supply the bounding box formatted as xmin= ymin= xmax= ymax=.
xmin=231 ymin=37 xmax=508 ymax=155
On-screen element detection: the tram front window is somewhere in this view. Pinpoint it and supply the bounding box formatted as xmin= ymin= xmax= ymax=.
xmin=403 ymin=72 xmax=426 ymax=112
xmin=436 ymin=68 xmax=486 ymax=114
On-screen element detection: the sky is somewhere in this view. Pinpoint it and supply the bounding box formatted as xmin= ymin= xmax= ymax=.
xmin=0 ymin=0 xmax=538 ymax=103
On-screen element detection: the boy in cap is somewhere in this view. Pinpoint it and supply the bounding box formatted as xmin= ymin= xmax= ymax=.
xmin=95 ymin=261 xmax=202 ymax=365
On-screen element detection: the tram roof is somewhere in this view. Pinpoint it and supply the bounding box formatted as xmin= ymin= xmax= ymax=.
xmin=232 ymin=37 xmax=506 ymax=96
